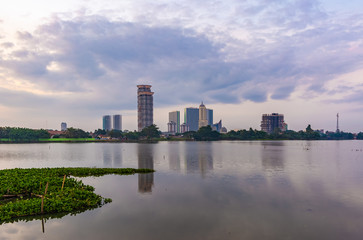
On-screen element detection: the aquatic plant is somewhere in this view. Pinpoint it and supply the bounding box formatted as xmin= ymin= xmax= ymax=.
xmin=0 ymin=167 xmax=154 ymax=223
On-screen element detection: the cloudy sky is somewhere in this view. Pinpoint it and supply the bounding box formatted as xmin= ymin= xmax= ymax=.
xmin=0 ymin=0 xmax=362 ymax=132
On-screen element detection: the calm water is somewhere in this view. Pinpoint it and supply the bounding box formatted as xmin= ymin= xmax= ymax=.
xmin=1 ymin=141 xmax=363 ymax=240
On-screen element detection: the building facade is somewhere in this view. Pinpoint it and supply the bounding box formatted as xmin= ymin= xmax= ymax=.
xmin=180 ymin=123 xmax=189 ymax=133
xmin=167 ymin=121 xmax=177 ymax=134
xmin=184 ymin=107 xmax=199 ymax=131
xmin=212 ymin=120 xmax=222 ymax=132
xmin=198 ymin=102 xmax=208 ymax=129
xmin=169 ymin=111 xmax=180 ymax=133
xmin=61 ymin=122 xmax=67 ymax=131
xmin=137 ymin=85 xmax=154 ymax=132
xmin=113 ymin=114 xmax=122 ymax=131
xmin=261 ymin=113 xmax=286 ymax=134
xmin=207 ymin=109 xmax=213 ymax=126
xmin=103 ymin=115 xmax=112 ymax=131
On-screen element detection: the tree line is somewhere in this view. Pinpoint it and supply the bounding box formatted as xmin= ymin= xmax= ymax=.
xmin=0 ymin=124 xmax=362 ymax=142
xmin=0 ymin=127 xmax=50 ymax=141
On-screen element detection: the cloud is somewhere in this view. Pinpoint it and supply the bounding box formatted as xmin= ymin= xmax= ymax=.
xmin=0 ymin=0 xmax=362 ymax=118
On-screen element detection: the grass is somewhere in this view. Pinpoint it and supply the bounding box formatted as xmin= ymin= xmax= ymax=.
xmin=39 ymin=138 xmax=96 ymax=142
xmin=0 ymin=167 xmax=154 ymax=224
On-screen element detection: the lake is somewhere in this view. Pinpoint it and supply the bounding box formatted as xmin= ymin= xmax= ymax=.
xmin=1 ymin=141 xmax=363 ymax=239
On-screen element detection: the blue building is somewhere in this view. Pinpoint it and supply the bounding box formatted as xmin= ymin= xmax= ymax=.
xmin=207 ymin=109 xmax=213 ymax=126
xmin=184 ymin=107 xmax=199 ymax=131
xmin=103 ymin=115 xmax=111 ymax=131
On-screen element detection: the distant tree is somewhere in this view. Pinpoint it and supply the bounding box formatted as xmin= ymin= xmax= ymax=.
xmin=357 ymin=132 xmax=363 ymax=140
xmin=140 ymin=125 xmax=160 ymax=139
xmin=194 ymin=125 xmax=220 ymax=141
xmin=108 ymin=130 xmax=123 ymax=138
xmin=94 ymin=129 xmax=106 ymax=136
xmin=63 ymin=128 xmax=90 ymax=138
xmin=124 ymin=131 xmax=140 ymax=140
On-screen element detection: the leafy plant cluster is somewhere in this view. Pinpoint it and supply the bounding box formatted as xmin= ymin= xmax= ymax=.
xmin=0 ymin=167 xmax=154 ymax=223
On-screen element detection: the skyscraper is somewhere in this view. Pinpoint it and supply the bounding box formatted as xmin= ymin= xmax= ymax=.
xmin=61 ymin=122 xmax=67 ymax=131
xmin=137 ymin=85 xmax=154 ymax=132
xmin=169 ymin=111 xmax=180 ymax=133
xmin=198 ymin=102 xmax=208 ymax=129
xmin=261 ymin=113 xmax=286 ymax=134
xmin=184 ymin=107 xmax=199 ymax=131
xmin=207 ymin=109 xmax=213 ymax=126
xmin=103 ymin=115 xmax=111 ymax=131
xmin=113 ymin=114 xmax=122 ymax=131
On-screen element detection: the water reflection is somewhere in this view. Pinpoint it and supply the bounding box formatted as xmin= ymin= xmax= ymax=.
xmin=260 ymin=141 xmax=285 ymax=171
xmin=168 ymin=143 xmax=181 ymax=172
xmin=101 ymin=144 xmax=123 ymax=167
xmin=184 ymin=143 xmax=213 ymax=177
xmin=137 ymin=144 xmax=154 ymax=193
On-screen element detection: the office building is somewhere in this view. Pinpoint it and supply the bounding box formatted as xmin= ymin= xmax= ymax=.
xmin=207 ymin=109 xmax=213 ymax=126
xmin=169 ymin=111 xmax=180 ymax=133
xmin=212 ymin=120 xmax=222 ymax=132
xmin=103 ymin=115 xmax=112 ymax=131
xmin=113 ymin=114 xmax=122 ymax=131
xmin=180 ymin=123 xmax=189 ymax=133
xmin=184 ymin=107 xmax=199 ymax=131
xmin=261 ymin=113 xmax=286 ymax=134
xmin=198 ymin=102 xmax=208 ymax=129
xmin=61 ymin=122 xmax=67 ymax=131
xmin=167 ymin=121 xmax=177 ymax=134
xmin=137 ymin=85 xmax=154 ymax=132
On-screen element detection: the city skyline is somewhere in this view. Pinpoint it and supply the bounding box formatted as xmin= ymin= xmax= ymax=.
xmin=0 ymin=1 xmax=363 ymax=132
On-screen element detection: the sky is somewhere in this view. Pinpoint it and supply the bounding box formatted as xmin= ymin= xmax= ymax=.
xmin=0 ymin=0 xmax=363 ymax=132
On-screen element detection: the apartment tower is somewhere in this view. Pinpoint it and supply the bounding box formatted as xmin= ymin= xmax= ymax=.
xmin=113 ymin=114 xmax=122 ymax=131
xmin=198 ymin=102 xmax=208 ymax=129
xmin=137 ymin=85 xmax=154 ymax=132
xmin=261 ymin=113 xmax=286 ymax=134
xmin=103 ymin=115 xmax=112 ymax=131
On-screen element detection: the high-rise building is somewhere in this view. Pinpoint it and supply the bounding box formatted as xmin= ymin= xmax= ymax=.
xmin=180 ymin=123 xmax=189 ymax=133
xmin=169 ymin=111 xmax=180 ymax=133
xmin=103 ymin=115 xmax=112 ymax=131
xmin=137 ymin=85 xmax=154 ymax=132
xmin=207 ymin=109 xmax=213 ymax=126
xmin=61 ymin=122 xmax=67 ymax=131
xmin=167 ymin=121 xmax=177 ymax=134
xmin=212 ymin=120 xmax=222 ymax=132
xmin=198 ymin=102 xmax=208 ymax=129
xmin=184 ymin=107 xmax=199 ymax=131
xmin=113 ymin=114 xmax=122 ymax=131
xmin=261 ymin=113 xmax=286 ymax=134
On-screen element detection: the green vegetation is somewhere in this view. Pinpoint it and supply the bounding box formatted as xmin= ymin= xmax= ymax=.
xmin=0 ymin=127 xmax=50 ymax=142
xmin=39 ymin=138 xmax=96 ymax=142
xmin=0 ymin=167 xmax=154 ymax=224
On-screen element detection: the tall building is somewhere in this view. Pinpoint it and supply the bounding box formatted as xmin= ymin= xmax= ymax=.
xmin=167 ymin=121 xmax=177 ymax=134
xmin=180 ymin=123 xmax=189 ymax=133
xmin=169 ymin=111 xmax=180 ymax=133
xmin=261 ymin=113 xmax=286 ymax=134
xmin=198 ymin=102 xmax=208 ymax=129
xmin=137 ymin=85 xmax=154 ymax=132
xmin=113 ymin=114 xmax=122 ymax=131
xmin=61 ymin=122 xmax=67 ymax=131
xmin=103 ymin=115 xmax=111 ymax=131
xmin=207 ymin=109 xmax=213 ymax=126
xmin=184 ymin=107 xmax=199 ymax=131
xmin=212 ymin=120 xmax=222 ymax=132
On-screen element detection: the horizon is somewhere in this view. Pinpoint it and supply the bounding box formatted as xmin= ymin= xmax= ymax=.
xmin=1 ymin=0 xmax=363 ymax=132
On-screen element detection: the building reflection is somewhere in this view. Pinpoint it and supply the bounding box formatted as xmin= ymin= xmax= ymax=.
xmin=113 ymin=145 xmax=122 ymax=167
xmin=102 ymin=144 xmax=122 ymax=167
xmin=260 ymin=141 xmax=285 ymax=171
xmin=185 ymin=143 xmax=213 ymax=177
xmin=168 ymin=143 xmax=181 ymax=172
xmin=138 ymin=144 xmax=154 ymax=193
